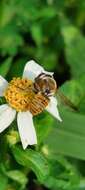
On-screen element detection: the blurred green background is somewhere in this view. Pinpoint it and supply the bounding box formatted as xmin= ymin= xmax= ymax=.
xmin=0 ymin=0 xmax=85 ymax=190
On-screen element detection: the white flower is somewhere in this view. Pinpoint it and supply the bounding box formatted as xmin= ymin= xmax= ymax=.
xmin=0 ymin=60 xmax=62 ymax=149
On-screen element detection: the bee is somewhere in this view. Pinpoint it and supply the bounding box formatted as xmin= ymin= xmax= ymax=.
xmin=29 ymin=73 xmax=57 ymax=116
xmin=34 ymin=73 xmax=57 ymax=97
xmin=29 ymin=73 xmax=78 ymax=116
xmin=30 ymin=72 xmax=78 ymax=116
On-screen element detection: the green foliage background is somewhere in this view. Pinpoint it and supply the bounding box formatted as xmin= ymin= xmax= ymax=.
xmin=0 ymin=0 xmax=85 ymax=189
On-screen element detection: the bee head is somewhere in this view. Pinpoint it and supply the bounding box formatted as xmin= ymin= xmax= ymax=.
xmin=34 ymin=73 xmax=57 ymax=97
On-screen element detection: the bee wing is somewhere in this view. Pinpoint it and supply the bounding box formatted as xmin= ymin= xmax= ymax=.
xmin=57 ymin=90 xmax=78 ymax=112
xmin=30 ymin=93 xmax=49 ymax=116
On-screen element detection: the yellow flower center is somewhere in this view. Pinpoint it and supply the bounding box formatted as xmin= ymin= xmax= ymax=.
xmin=4 ymin=77 xmax=49 ymax=115
xmin=4 ymin=78 xmax=35 ymax=112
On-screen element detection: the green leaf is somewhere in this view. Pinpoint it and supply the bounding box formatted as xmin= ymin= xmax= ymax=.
xmin=0 ymin=3 xmax=14 ymax=27
xmin=43 ymin=108 xmax=85 ymax=160
xmin=0 ymin=57 xmax=12 ymax=77
xmin=11 ymin=146 xmax=50 ymax=182
xmin=44 ymin=176 xmax=71 ymax=190
xmin=59 ymin=74 xmax=85 ymax=113
xmin=6 ymin=170 xmax=27 ymax=185
xmin=59 ymin=78 xmax=84 ymax=107
xmin=0 ymin=24 xmax=23 ymax=55
xmin=61 ymin=18 xmax=85 ymax=78
xmin=34 ymin=112 xmax=54 ymax=144
xmin=0 ymin=172 xmax=8 ymax=190
xmin=31 ymin=24 xmax=43 ymax=46
xmin=79 ymin=97 xmax=85 ymax=114
xmin=7 ymin=58 xmax=27 ymax=80
xmin=38 ymin=7 xmax=57 ymax=18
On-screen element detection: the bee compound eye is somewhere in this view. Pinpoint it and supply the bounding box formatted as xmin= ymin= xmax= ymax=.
xmin=45 ymin=88 xmax=50 ymax=94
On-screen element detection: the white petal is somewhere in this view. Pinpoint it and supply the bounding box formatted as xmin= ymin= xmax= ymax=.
xmin=46 ymin=97 xmax=62 ymax=122
xmin=23 ymin=60 xmax=53 ymax=81
xmin=0 ymin=76 xmax=8 ymax=96
xmin=17 ymin=111 xmax=37 ymax=149
xmin=0 ymin=104 xmax=16 ymax=133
